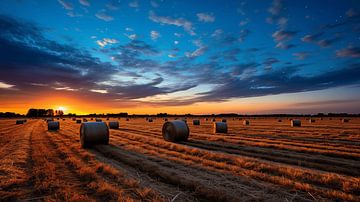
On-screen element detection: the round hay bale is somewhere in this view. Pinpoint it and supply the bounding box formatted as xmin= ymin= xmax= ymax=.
xmin=212 ymin=118 xmax=216 ymax=122
xmin=148 ymin=119 xmax=153 ymax=122
xmin=222 ymin=119 xmax=227 ymax=123
xmin=126 ymin=118 xmax=129 ymax=121
xmin=205 ymin=118 xmax=208 ymax=121
xmin=96 ymin=118 xmax=102 ymax=122
xmin=162 ymin=120 xmax=189 ymax=142
xmin=83 ymin=119 xmax=88 ymax=122
xmin=342 ymin=119 xmax=349 ymax=123
xmin=16 ymin=120 xmax=24 ymax=124
xmin=106 ymin=118 xmax=109 ymax=120
xmin=278 ymin=119 xmax=282 ymax=122
xmin=80 ymin=122 xmax=109 ymax=148
xmin=243 ymin=120 xmax=249 ymax=125
xmin=291 ymin=119 xmax=301 ymax=127
xmin=164 ymin=118 xmax=168 ymax=121
xmin=213 ymin=122 xmax=228 ymax=133
xmin=48 ymin=121 xmax=60 ymax=131
xmin=108 ymin=121 xmax=119 ymax=129
xmin=76 ymin=120 xmax=82 ymax=124
xmin=72 ymin=118 xmax=76 ymax=121
xmin=309 ymin=119 xmax=315 ymax=123
xmin=193 ymin=119 xmax=200 ymax=125
xmin=90 ymin=118 xmax=94 ymax=120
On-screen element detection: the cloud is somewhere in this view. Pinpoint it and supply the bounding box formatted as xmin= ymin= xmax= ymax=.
xmin=267 ymin=0 xmax=287 ymax=29
xmin=79 ymin=0 xmax=90 ymax=7
xmin=293 ymin=52 xmax=309 ymax=60
xmin=336 ymin=47 xmax=360 ymax=58
xmin=96 ymin=38 xmax=119 ymax=48
xmin=57 ymin=0 xmax=73 ymax=10
xmin=95 ymin=10 xmax=114 ymax=21
xmin=90 ymin=89 xmax=108 ymax=94
xmin=301 ymin=32 xmax=324 ymax=43
xmin=272 ymin=30 xmax=296 ymax=42
xmin=67 ymin=11 xmax=83 ymax=18
xmin=149 ymin=11 xmax=195 ymax=35
xmin=317 ymin=37 xmax=340 ymax=48
xmin=128 ymin=0 xmax=139 ymax=8
xmin=125 ymin=33 xmax=137 ymax=40
xmin=185 ymin=40 xmax=207 ymax=58
xmin=197 ymin=13 xmax=215 ymax=22
xmin=272 ymin=30 xmax=296 ymax=49
xmin=239 ymin=18 xmax=249 ymax=26
xmin=125 ymin=27 xmax=134 ymax=32
xmin=150 ymin=0 xmax=159 ymax=8
xmin=211 ymin=29 xmax=223 ymax=38
xmin=150 ymin=30 xmax=160 ymax=41
xmin=106 ymin=0 xmax=120 ymax=10
xmin=198 ymin=63 xmax=360 ymax=102
xmin=0 ymin=81 xmax=15 ymax=89
xmin=239 ymin=29 xmax=250 ymax=42
xmin=263 ymin=57 xmax=279 ymax=70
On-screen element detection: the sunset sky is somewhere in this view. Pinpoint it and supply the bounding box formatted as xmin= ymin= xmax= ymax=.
xmin=0 ymin=0 xmax=359 ymax=115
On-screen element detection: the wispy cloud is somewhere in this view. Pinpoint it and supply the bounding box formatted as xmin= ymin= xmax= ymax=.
xmin=197 ymin=13 xmax=215 ymax=23
xmin=57 ymin=0 xmax=73 ymax=10
xmin=336 ymin=46 xmax=360 ymax=58
xmin=0 ymin=81 xmax=15 ymax=89
xmin=79 ymin=0 xmax=90 ymax=7
xmin=149 ymin=11 xmax=195 ymax=35
xmin=150 ymin=30 xmax=160 ymax=41
xmin=128 ymin=0 xmax=139 ymax=8
xmin=96 ymin=38 xmax=119 ymax=48
xmin=95 ymin=10 xmax=114 ymax=21
xmin=124 ymin=33 xmax=137 ymax=40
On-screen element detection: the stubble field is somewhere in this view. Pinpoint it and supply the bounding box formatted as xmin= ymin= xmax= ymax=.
xmin=0 ymin=117 xmax=359 ymax=201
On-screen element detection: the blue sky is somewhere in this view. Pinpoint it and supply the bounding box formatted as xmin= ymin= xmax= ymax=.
xmin=0 ymin=0 xmax=359 ymax=114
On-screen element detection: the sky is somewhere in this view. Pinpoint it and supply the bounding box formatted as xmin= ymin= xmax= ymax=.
xmin=0 ymin=0 xmax=359 ymax=115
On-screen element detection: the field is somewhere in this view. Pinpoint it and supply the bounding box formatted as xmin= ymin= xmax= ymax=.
xmin=0 ymin=117 xmax=359 ymax=201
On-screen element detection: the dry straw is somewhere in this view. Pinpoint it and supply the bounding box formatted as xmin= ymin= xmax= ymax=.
xmin=80 ymin=122 xmax=109 ymax=148
xmin=193 ymin=119 xmax=200 ymax=125
xmin=213 ymin=122 xmax=228 ymax=133
xmin=108 ymin=121 xmax=119 ymax=129
xmin=291 ymin=119 xmax=301 ymax=127
xmin=48 ymin=121 xmax=60 ymax=131
xmin=162 ymin=120 xmax=189 ymax=142
xmin=243 ymin=120 xmax=250 ymax=125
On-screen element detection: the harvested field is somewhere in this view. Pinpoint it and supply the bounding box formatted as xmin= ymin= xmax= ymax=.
xmin=0 ymin=117 xmax=359 ymax=201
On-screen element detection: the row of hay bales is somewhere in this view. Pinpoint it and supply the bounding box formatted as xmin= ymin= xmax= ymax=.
xmin=41 ymin=117 xmax=352 ymax=149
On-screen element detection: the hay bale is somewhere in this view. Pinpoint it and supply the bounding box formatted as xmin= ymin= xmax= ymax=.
xmin=278 ymin=119 xmax=282 ymax=122
xmin=62 ymin=119 xmax=65 ymax=121
xmin=126 ymin=118 xmax=129 ymax=121
xmin=83 ymin=118 xmax=88 ymax=122
xmin=72 ymin=118 xmax=76 ymax=121
xmin=193 ymin=119 xmax=200 ymax=125
xmin=164 ymin=118 xmax=168 ymax=121
xmin=106 ymin=118 xmax=109 ymax=120
xmin=222 ymin=119 xmax=227 ymax=123
xmin=90 ymin=118 xmax=94 ymax=120
xmin=342 ymin=119 xmax=349 ymax=123
xmin=108 ymin=121 xmax=119 ymax=129
xmin=16 ymin=120 xmax=24 ymax=124
xmin=80 ymin=122 xmax=109 ymax=148
xmin=162 ymin=120 xmax=189 ymax=142
xmin=96 ymin=118 xmax=102 ymax=122
xmin=48 ymin=121 xmax=60 ymax=131
xmin=212 ymin=118 xmax=216 ymax=122
xmin=148 ymin=119 xmax=153 ymax=122
xmin=291 ymin=120 xmax=301 ymax=127
xmin=243 ymin=120 xmax=249 ymax=125
xmin=213 ymin=122 xmax=227 ymax=133
xmin=309 ymin=119 xmax=315 ymax=123
xmin=76 ymin=120 xmax=81 ymax=124
xmin=205 ymin=118 xmax=208 ymax=121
